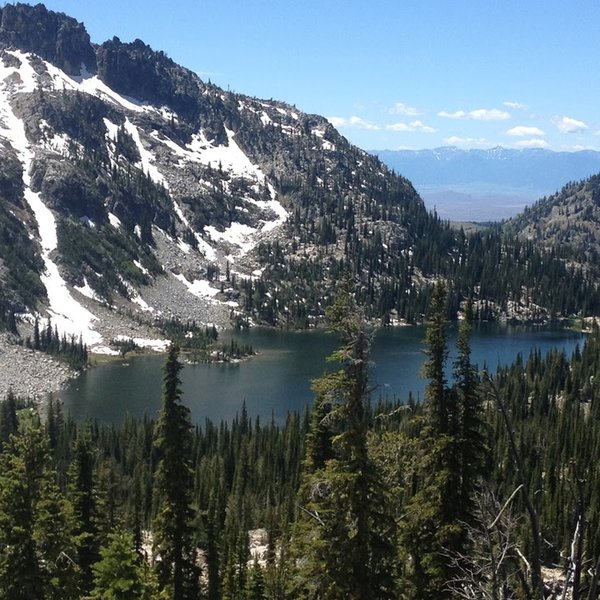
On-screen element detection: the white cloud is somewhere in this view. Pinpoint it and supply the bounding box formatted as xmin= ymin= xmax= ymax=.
xmin=386 ymin=120 xmax=435 ymax=133
xmin=389 ymin=102 xmax=421 ymax=116
xmin=438 ymin=110 xmax=467 ymax=119
xmin=469 ymin=108 xmax=511 ymax=121
xmin=327 ymin=115 xmax=380 ymax=130
xmin=507 ymin=126 xmax=545 ymax=137
xmin=552 ymin=115 xmax=589 ymax=134
xmin=438 ymin=108 xmax=510 ymax=121
xmin=514 ymin=138 xmax=549 ymax=149
xmin=443 ymin=136 xmax=489 ymax=147
xmin=503 ymin=101 xmax=528 ymax=110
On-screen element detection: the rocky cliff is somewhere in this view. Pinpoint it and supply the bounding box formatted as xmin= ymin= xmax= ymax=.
xmin=0 ymin=3 xmax=596 ymax=356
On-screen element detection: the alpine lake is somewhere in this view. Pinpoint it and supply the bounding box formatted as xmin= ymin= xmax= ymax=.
xmin=59 ymin=323 xmax=587 ymax=425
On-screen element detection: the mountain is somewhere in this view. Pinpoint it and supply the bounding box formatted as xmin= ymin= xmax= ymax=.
xmin=0 ymin=3 xmax=428 ymax=350
xmin=0 ymin=3 xmax=597 ymax=354
xmin=507 ymin=174 xmax=600 ymax=266
xmin=373 ymin=147 xmax=600 ymax=221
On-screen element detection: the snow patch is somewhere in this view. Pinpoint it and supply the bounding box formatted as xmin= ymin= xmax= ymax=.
xmin=204 ymin=222 xmax=259 ymax=256
xmin=186 ymin=127 xmax=265 ymax=180
xmin=177 ymin=238 xmax=191 ymax=254
xmin=76 ymin=75 xmax=148 ymax=113
xmin=0 ymin=50 xmax=39 ymax=93
xmin=147 ymin=125 xmax=288 ymax=255
xmin=118 ymin=276 xmax=154 ymax=313
xmin=108 ymin=212 xmax=122 ymax=228
xmin=133 ymin=260 xmax=150 ymax=277
xmin=123 ymin=118 xmax=166 ymax=186
xmin=92 ymin=345 xmax=120 ymax=356
xmin=131 ymin=294 xmax=153 ymax=312
xmin=173 ymin=273 xmax=220 ymax=299
xmin=0 ymin=84 xmax=103 ymax=346
xmin=103 ymin=118 xmax=119 ymax=141
xmin=44 ymin=131 xmax=71 ymax=154
xmin=170 ymin=199 xmax=217 ymax=260
xmin=74 ymin=278 xmax=102 ymax=302
xmin=114 ymin=335 xmax=169 ymax=352
xmin=157 ymin=106 xmax=178 ymax=122
xmin=151 ymin=131 xmax=189 ymax=159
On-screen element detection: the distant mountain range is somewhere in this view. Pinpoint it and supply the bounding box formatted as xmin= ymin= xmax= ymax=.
xmin=373 ymin=147 xmax=600 ymax=221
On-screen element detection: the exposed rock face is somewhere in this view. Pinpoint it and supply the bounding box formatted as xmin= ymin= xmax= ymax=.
xmin=0 ymin=2 xmax=595 ymax=352
xmin=97 ymin=38 xmax=204 ymax=124
xmin=95 ymin=37 xmax=238 ymax=144
xmin=0 ymin=3 xmax=96 ymax=75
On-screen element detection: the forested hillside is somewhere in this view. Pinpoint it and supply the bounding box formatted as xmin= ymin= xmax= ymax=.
xmin=1 ymin=285 xmax=598 ymax=599
xmin=508 ymin=174 xmax=600 ymax=268
xmin=0 ymin=3 xmax=599 ymax=348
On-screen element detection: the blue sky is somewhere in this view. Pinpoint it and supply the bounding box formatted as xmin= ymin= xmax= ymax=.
xmin=24 ymin=1 xmax=600 ymax=151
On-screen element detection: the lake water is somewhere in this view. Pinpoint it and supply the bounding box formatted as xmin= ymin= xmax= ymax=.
xmin=60 ymin=324 xmax=586 ymax=424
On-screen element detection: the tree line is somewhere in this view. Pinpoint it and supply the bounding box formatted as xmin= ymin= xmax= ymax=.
xmin=0 ymin=284 xmax=599 ymax=598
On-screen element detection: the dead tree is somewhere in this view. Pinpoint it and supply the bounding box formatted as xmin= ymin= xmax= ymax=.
xmin=485 ymin=374 xmax=544 ymax=600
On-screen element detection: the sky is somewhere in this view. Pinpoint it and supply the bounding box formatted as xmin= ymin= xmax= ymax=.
xmin=14 ymin=0 xmax=600 ymax=152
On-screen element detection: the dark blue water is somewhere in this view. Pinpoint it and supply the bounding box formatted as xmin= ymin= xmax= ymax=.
xmin=60 ymin=323 xmax=586 ymax=424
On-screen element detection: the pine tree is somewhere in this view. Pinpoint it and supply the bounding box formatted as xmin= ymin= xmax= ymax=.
xmin=0 ymin=414 xmax=79 ymax=600
xmin=401 ymin=281 xmax=463 ymax=599
xmin=289 ymin=282 xmax=397 ymax=599
xmin=70 ymin=425 xmax=102 ymax=595
xmin=152 ymin=345 xmax=199 ymax=599
xmin=453 ymin=300 xmax=487 ymax=523
xmin=90 ymin=531 xmax=151 ymax=600
xmin=244 ymin=558 xmax=267 ymax=599
xmin=0 ymin=390 xmax=18 ymax=447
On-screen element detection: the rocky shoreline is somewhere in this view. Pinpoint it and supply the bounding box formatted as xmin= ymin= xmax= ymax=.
xmin=0 ymin=333 xmax=77 ymax=400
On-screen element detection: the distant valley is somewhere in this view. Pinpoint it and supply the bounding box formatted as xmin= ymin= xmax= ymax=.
xmin=374 ymin=147 xmax=600 ymax=221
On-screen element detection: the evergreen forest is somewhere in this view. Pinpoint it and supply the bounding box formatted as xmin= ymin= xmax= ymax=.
xmin=1 ymin=285 xmax=599 ymax=599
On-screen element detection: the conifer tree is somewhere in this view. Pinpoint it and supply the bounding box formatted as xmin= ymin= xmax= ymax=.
xmin=70 ymin=425 xmax=102 ymax=595
xmin=90 ymin=531 xmax=150 ymax=600
xmin=0 ymin=414 xmax=79 ymax=600
xmin=152 ymin=345 xmax=199 ymax=599
xmin=244 ymin=558 xmax=267 ymax=599
xmin=401 ymin=281 xmax=463 ymax=599
xmin=290 ymin=281 xmax=397 ymax=599
xmin=0 ymin=390 xmax=18 ymax=447
xmin=454 ymin=299 xmax=487 ymax=523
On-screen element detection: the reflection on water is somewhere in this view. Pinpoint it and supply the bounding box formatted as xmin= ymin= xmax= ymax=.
xmin=60 ymin=324 xmax=585 ymax=424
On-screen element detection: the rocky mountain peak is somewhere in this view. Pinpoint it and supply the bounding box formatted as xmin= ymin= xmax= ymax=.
xmin=0 ymin=3 xmax=95 ymax=75
xmin=96 ymin=37 xmax=205 ymax=123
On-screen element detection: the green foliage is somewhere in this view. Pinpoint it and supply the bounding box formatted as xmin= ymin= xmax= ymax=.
xmin=0 ymin=413 xmax=79 ymax=600
xmin=25 ymin=317 xmax=88 ymax=369
xmin=241 ymin=163 xmax=600 ymax=328
xmin=152 ymin=345 xmax=199 ymax=599
xmin=400 ymin=284 xmax=487 ymax=599
xmin=90 ymin=531 xmax=150 ymax=600
xmin=290 ymin=283 xmax=397 ymax=599
xmin=0 ymin=152 xmax=45 ymax=313
xmin=57 ymin=216 xmax=160 ymax=303
xmin=70 ymin=426 xmax=103 ymax=594
xmin=1 ymin=304 xmax=600 ymax=598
